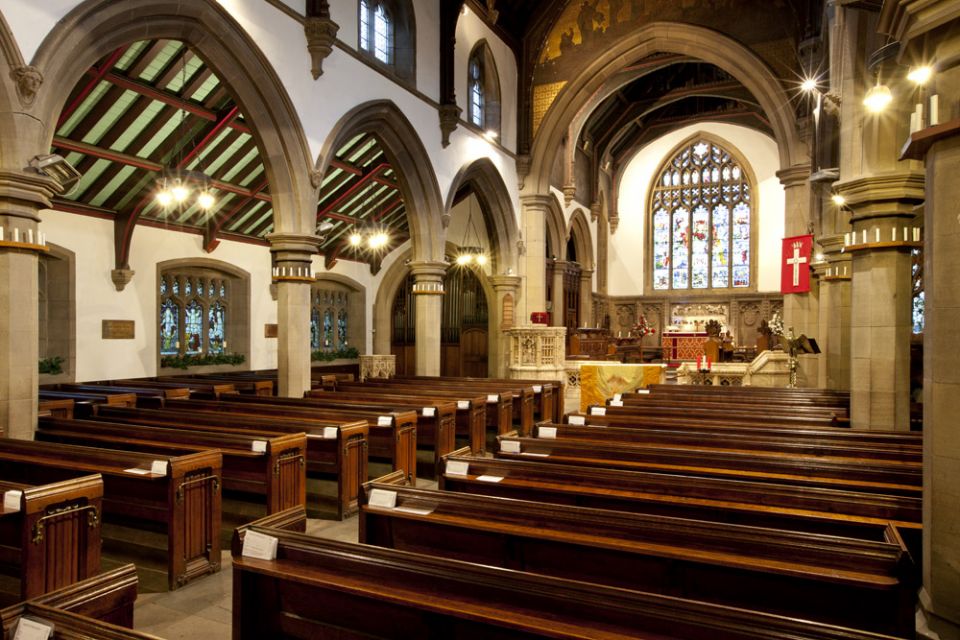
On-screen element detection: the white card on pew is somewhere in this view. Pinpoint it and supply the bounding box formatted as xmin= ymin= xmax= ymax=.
xmin=500 ymin=440 xmax=521 ymax=453
xmin=124 ymin=468 xmax=150 ymax=475
xmin=394 ymin=505 xmax=435 ymax=516
xmin=476 ymin=475 xmax=504 ymax=483
xmin=377 ymin=416 xmax=392 ymax=426
xmin=636 ymin=389 xmax=651 ymax=394
xmin=323 ymin=427 xmax=338 ymax=439
xmin=446 ymin=460 xmax=469 ymax=476
xmin=3 ymin=490 xmax=22 ymax=511
xmin=241 ymin=530 xmax=278 ymax=561
xmin=368 ymin=488 xmax=397 ymax=509
xmin=251 ymin=440 xmax=268 ymax=453
xmin=13 ymin=618 xmax=53 ymax=640
xmin=150 ymin=460 xmax=169 ymax=476
xmin=457 ymin=400 xmax=470 ymax=410
xmin=568 ymin=415 xmax=586 ymax=425
xmin=422 ymin=407 xmax=436 ymax=417
xmin=610 ymin=400 xmax=624 ymax=407
xmin=538 ymin=426 xmax=557 ymax=439
xmin=533 ymin=385 xmax=542 ymax=393
xmin=486 ymin=394 xmax=499 ymax=403
xmin=613 ymin=393 xmax=622 ymax=401
xmin=591 ymin=407 xmax=607 ymax=416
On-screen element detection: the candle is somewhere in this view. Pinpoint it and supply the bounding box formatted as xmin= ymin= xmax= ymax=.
xmin=862 ymin=230 xmax=867 ymax=244
xmin=0 ymin=228 xmax=4 ymax=242
xmin=844 ymin=266 xmax=847 ymax=276
xmin=26 ymin=229 xmax=33 ymax=244
xmin=903 ymin=227 xmax=908 ymax=242
xmin=875 ymin=228 xmax=880 ymax=243
xmin=892 ymin=228 xmax=897 ymax=242
xmin=13 ymin=228 xmax=18 ymax=243
xmin=915 ymin=103 xmax=924 ymax=129
xmin=910 ymin=111 xmax=918 ymax=133
xmin=844 ymin=233 xmax=850 ymax=246
xmin=930 ymin=95 xmax=939 ymax=126
xmin=913 ymin=227 xmax=920 ymax=242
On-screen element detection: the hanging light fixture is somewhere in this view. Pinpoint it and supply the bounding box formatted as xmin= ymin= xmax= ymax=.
xmin=863 ymin=82 xmax=893 ymax=113
xmin=455 ymin=195 xmax=488 ymax=268
xmin=343 ymin=188 xmax=392 ymax=253
xmin=154 ymin=45 xmax=217 ymax=213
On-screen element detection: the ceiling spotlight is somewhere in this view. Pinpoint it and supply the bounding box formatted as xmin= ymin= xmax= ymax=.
xmin=831 ymin=194 xmax=846 ymax=206
xmin=801 ymin=77 xmax=818 ymax=93
xmin=863 ymin=84 xmax=893 ymax=113
xmin=907 ymin=65 xmax=933 ymax=85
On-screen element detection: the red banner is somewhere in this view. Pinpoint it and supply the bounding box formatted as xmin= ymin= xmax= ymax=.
xmin=781 ymin=235 xmax=813 ymax=294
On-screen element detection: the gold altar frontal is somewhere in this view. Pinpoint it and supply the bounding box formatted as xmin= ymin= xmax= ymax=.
xmin=580 ymin=363 xmax=666 ymax=412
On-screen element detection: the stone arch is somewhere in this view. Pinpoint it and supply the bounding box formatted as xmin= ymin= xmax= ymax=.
xmin=0 ymin=9 xmax=31 ymax=171
xmin=544 ymin=192 xmax=566 ymax=260
xmin=444 ymin=157 xmax=518 ymax=274
xmin=316 ymin=100 xmax=445 ymax=263
xmin=528 ymin=22 xmax=805 ymax=195
xmin=566 ymin=207 xmax=594 ymax=271
xmin=29 ymin=0 xmax=315 ymax=235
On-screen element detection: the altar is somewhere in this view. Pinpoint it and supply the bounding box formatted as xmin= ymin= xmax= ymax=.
xmin=661 ymin=331 xmax=709 ymax=360
xmin=579 ymin=362 xmax=665 ymax=412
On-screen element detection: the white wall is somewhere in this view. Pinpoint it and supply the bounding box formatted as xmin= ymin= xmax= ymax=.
xmin=40 ymin=209 xmax=281 ymax=381
xmin=611 ymin=122 xmax=784 ymax=296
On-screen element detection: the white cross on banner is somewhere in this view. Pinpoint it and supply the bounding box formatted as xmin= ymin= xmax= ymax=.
xmin=781 ymin=235 xmax=813 ymax=294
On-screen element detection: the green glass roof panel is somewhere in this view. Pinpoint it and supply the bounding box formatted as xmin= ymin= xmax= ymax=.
xmin=83 ymin=89 xmax=140 ymax=146
xmin=89 ymin=164 xmax=138 ymax=208
xmin=138 ymin=41 xmax=184 ymax=83
xmin=56 ymin=81 xmax=111 ymax=137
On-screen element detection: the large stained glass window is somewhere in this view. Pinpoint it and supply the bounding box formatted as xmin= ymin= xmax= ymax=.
xmin=651 ymin=138 xmax=752 ymax=291
xmin=159 ymin=271 xmax=231 ymax=358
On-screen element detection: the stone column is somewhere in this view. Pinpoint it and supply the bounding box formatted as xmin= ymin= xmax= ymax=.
xmin=777 ymin=165 xmax=819 ymax=387
xmin=0 ymin=171 xmax=59 ymax=439
xmin=269 ymin=234 xmax=319 ymax=398
xmin=489 ymin=274 xmax=522 ymax=378
xmin=519 ymin=195 xmax=552 ymax=321
xmin=550 ymin=260 xmax=566 ymax=327
xmin=838 ymin=174 xmax=923 ymax=430
xmin=579 ymin=268 xmax=594 ymax=328
xmin=409 ymin=260 xmax=446 ymax=376
xmin=816 ymin=234 xmax=852 ymax=391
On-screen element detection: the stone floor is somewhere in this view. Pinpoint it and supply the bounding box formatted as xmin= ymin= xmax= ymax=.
xmin=132 ymin=479 xmax=436 ymax=639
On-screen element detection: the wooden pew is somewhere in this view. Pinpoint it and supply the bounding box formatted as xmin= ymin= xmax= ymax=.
xmin=158 ymin=375 xmax=273 ymax=397
xmin=436 ymin=451 xmax=922 ymax=559
xmin=1 ymin=603 xmax=158 ymax=640
xmin=39 ymin=398 xmax=74 ymax=419
xmin=0 ymin=475 xmax=102 ymax=600
xmin=647 ymin=383 xmax=850 ymax=400
xmin=92 ymin=405 xmax=371 ymax=519
xmin=623 ymin=388 xmax=850 ymax=413
xmin=563 ymin=414 xmax=922 ymax=450
xmin=531 ymin=422 xmax=922 ymax=463
xmin=494 ymin=433 xmax=922 ymax=495
xmin=365 ymin=377 xmax=536 ymax=435
xmin=613 ymin=395 xmax=849 ymax=420
xmin=55 ymin=383 xmax=191 ymax=406
xmin=231 ymin=523 xmax=906 ymax=640
xmin=359 ymin=482 xmax=915 ymax=636
xmin=37 ymin=417 xmax=306 ymax=515
xmin=38 ymin=390 xmax=137 ymax=418
xmin=188 ymin=393 xmax=461 ymax=465
xmin=326 ymin=380 xmax=513 ymax=440
xmin=375 ymin=374 xmax=562 ymax=424
xmin=1 ymin=564 xmax=139 ymax=631
xmin=577 ymin=402 xmax=847 ymax=429
xmin=109 ymin=378 xmax=235 ymax=399
xmin=0 ymin=439 xmax=221 ymax=590
xmin=118 ymin=394 xmax=417 ymax=483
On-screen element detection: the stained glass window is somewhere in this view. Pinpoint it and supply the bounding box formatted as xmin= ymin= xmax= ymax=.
xmin=310 ymin=308 xmax=320 ymax=351
xmin=185 ymin=300 xmax=203 ymax=354
xmin=338 ymin=310 xmax=348 ymax=346
xmin=159 ymin=271 xmax=233 ymax=360
xmin=469 ymin=58 xmax=483 ymax=127
xmin=323 ymin=310 xmax=334 ymax=350
xmin=208 ymin=301 xmax=226 ymax=354
xmin=912 ymin=248 xmax=924 ymax=334
xmin=650 ymin=138 xmax=752 ymax=290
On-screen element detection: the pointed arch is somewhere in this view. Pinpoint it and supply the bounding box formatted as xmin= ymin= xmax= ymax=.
xmin=567 ymin=208 xmax=594 ymax=271
xmin=544 ymin=192 xmax=566 ymax=261
xmin=316 ymin=100 xmax=445 ymax=263
xmin=0 ymin=9 xmax=26 ymax=170
xmin=528 ymin=22 xmax=804 ymax=195
xmin=29 ymin=0 xmax=315 ymax=235
xmin=445 ymin=157 xmax=518 ymax=274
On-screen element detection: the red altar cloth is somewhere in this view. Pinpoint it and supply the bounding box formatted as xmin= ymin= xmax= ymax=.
xmin=661 ymin=332 xmax=709 ymax=360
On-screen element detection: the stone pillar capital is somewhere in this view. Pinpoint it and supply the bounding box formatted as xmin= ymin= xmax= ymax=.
xmin=776 ymin=165 xmax=812 ymax=188
xmin=834 ymin=171 xmax=926 ymax=221
xmin=551 ymin=259 xmax=569 ymax=269
xmin=0 ymin=170 xmax=60 ymax=222
xmin=268 ymin=233 xmax=320 ymax=282
xmin=408 ymin=260 xmax=447 ymax=295
xmin=520 ymin=194 xmax=555 ymax=213
xmin=267 ymin=232 xmax=321 ymax=256
xmin=489 ymin=274 xmax=521 ymax=292
xmin=579 ymin=268 xmax=594 ymax=279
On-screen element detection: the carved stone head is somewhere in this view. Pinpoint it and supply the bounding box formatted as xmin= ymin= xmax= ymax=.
xmin=12 ymin=66 xmax=43 ymax=107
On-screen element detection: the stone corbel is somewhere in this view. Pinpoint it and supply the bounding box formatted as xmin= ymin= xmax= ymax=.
xmin=515 ymin=155 xmax=531 ymax=190
xmin=304 ymin=11 xmax=339 ymax=79
xmin=438 ymin=103 xmax=461 ymax=148
xmin=562 ymin=185 xmax=576 ymax=207
xmin=590 ymin=201 xmax=600 ymax=222
xmin=609 ymin=208 xmax=619 ymax=234
xmin=110 ymin=268 xmax=135 ymax=292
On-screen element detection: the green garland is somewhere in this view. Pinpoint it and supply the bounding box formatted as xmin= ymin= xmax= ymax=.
xmin=311 ymin=346 xmax=359 ymax=362
xmin=161 ymin=352 xmax=246 ymax=370
xmin=39 ymin=356 xmax=65 ymax=375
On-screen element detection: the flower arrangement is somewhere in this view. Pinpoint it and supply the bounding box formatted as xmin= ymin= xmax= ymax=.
xmin=311 ymin=346 xmax=360 ymax=362
xmin=631 ymin=314 xmax=657 ymax=339
xmin=768 ymin=311 xmax=785 ymax=337
xmin=161 ymin=352 xmax=245 ymax=370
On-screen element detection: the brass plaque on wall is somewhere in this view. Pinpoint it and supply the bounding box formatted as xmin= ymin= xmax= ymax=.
xmin=264 ymin=323 xmax=278 ymax=338
xmin=102 ymin=320 xmax=135 ymax=339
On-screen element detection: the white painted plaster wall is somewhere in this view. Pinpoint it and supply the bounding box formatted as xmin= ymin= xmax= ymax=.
xmin=611 ymin=122 xmax=784 ymax=297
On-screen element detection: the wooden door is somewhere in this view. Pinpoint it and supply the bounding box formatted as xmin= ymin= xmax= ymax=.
xmin=460 ymin=328 xmax=488 ymax=378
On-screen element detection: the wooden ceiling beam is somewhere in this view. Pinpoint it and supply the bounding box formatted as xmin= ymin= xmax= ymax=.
xmin=203 ymin=177 xmax=270 ymax=252
xmin=58 ymin=46 xmax=128 ymax=128
xmin=315 ymin=162 xmax=389 ymax=218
